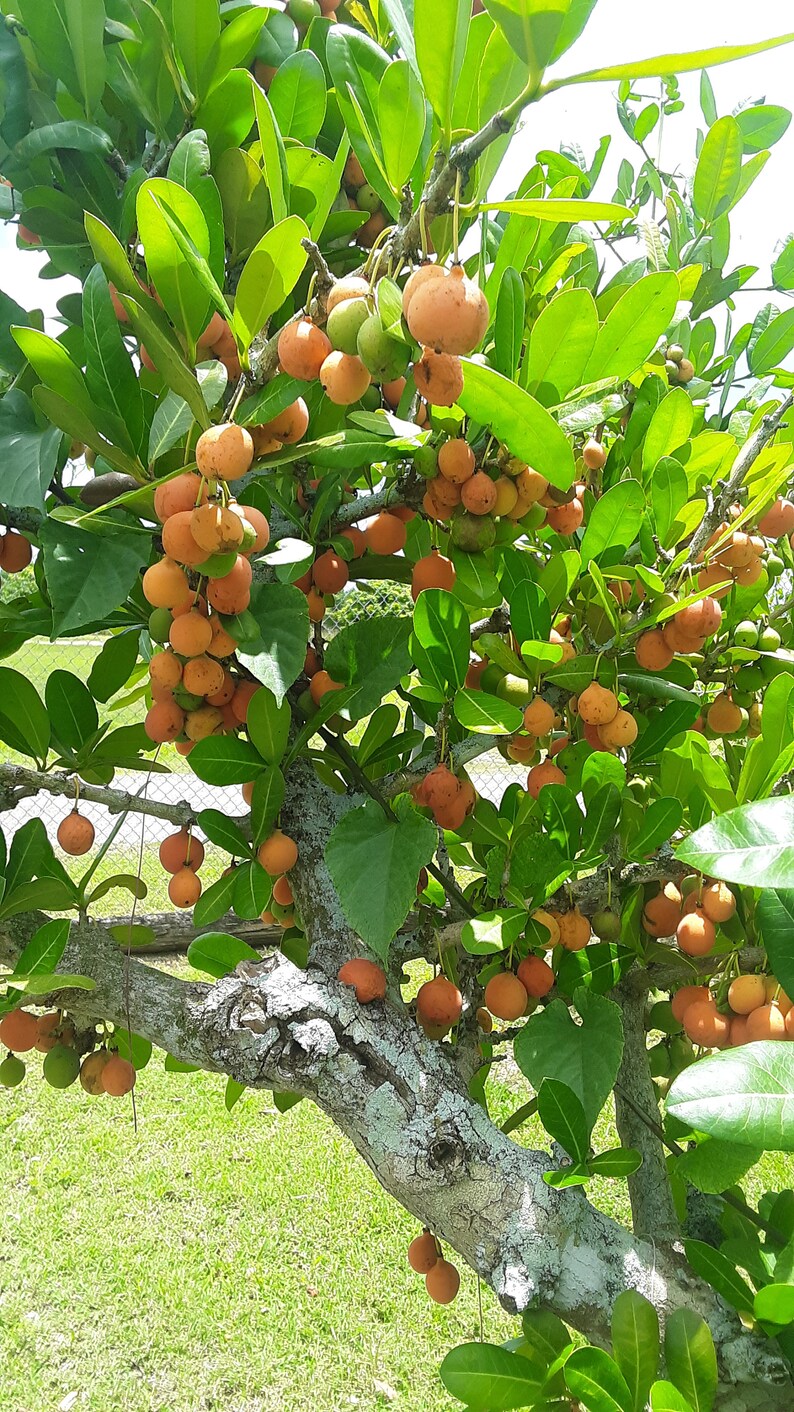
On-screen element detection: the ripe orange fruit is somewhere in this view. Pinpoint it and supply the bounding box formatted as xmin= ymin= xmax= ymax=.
xmin=758 ymin=496 xmax=794 ymax=538
xmin=190 ymin=503 xmax=245 ymax=556
xmin=340 ymin=526 xmax=366 ymax=558
xmin=558 ymin=909 xmax=591 ymax=952
xmin=700 ymin=880 xmax=736 ymax=923
xmin=170 ymin=610 xmax=213 ymax=657
xmin=162 ymin=510 xmax=209 ymax=567
xmin=517 ymin=955 xmax=554 ymax=997
xmin=143 ymin=557 xmax=189 ymax=609
xmin=319 ymin=350 xmax=371 ymax=405
xmin=437 ymin=439 xmax=475 ymax=483
xmin=261 ymin=397 xmax=310 ymax=445
xmin=707 ymin=693 xmax=743 ymax=735
xmin=149 ymin=651 xmax=182 ymax=691
xmin=425 ymin=1258 xmax=460 ymax=1304
xmin=523 ymin=697 xmax=555 ymax=736
xmin=408 ymin=1231 xmax=438 ymax=1273
xmin=460 ymin=471 xmax=497 ymax=516
xmin=727 ymin=974 xmax=766 ymax=1015
xmin=101 ymin=1055 xmax=137 ymax=1096
xmin=159 ymin=829 xmax=204 ymax=874
xmin=546 ymin=499 xmax=583 ymax=535
xmin=683 ymin=1000 xmax=731 ymax=1048
xmin=745 ymin=1003 xmax=788 ymax=1041
xmin=577 ymin=683 xmax=619 ymax=725
xmin=154 ymin=473 xmax=208 ymax=523
xmin=0 ymin=530 xmax=32 ymax=572
xmin=643 ymin=882 xmax=683 ymax=937
xmin=183 ymin=654 xmax=225 ymax=697
xmin=79 ymin=1049 xmax=110 ymax=1094
xmin=337 ymin=958 xmax=387 ymax=1003
xmin=670 ymin=985 xmax=710 ymax=1023
xmin=635 ymin=629 xmax=674 ymax=672
xmin=277 ymin=318 xmax=332 ymax=380
xmin=309 ymin=669 xmax=345 ymax=705
xmin=406 ymin=265 xmax=489 ymax=356
xmin=234 ymin=504 xmax=269 ymax=554
xmin=145 ymin=699 xmax=185 ymax=742
xmin=196 ymin=422 xmax=254 ymax=480
xmin=207 ymin=670 xmax=236 ymax=706
xmin=365 ymin=512 xmax=406 ymax=555
xmin=402 ymin=263 xmax=444 ymax=317
xmin=412 ymin=348 xmax=463 ymax=406
xmin=312 ymin=550 xmax=349 ymax=594
xmin=231 ymin=680 xmax=261 ymax=724
xmin=526 ymin=761 xmax=565 ymax=799
xmin=484 ymin=971 xmax=527 ymax=1020
xmin=416 ymin=975 xmax=463 ymax=1027
xmin=411 ymin=549 xmax=455 ymax=601
xmin=676 ymin=908 xmax=716 ymax=957
xmin=0 ymin=1008 xmax=38 ymax=1052
xmin=582 ymin=437 xmax=606 ymax=470
xmin=57 ymin=809 xmax=95 ymax=856
xmin=185 ymin=704 xmax=223 ymax=741
xmin=169 ymin=866 xmax=202 ymax=908
xmin=206 ymin=555 xmax=253 ymax=615
xmin=258 ymin=831 xmax=298 ymax=876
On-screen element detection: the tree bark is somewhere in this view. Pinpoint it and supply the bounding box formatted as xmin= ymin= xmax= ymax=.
xmin=614 ymin=974 xmax=680 ymax=1242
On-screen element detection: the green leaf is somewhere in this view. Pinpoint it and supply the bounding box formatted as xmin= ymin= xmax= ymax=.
xmin=738 ymin=672 xmax=794 ymax=802
xmin=556 ymin=943 xmax=633 ymax=998
xmin=0 ymin=666 xmax=50 ymax=761
xmin=643 ymin=390 xmax=694 ymax=472
xmin=216 ymin=146 xmax=271 ymax=265
xmin=626 ymin=798 xmax=683 ymax=860
xmin=757 ymin=890 xmax=794 ymax=1000
xmin=250 ymin=766 xmax=285 ymax=848
xmin=233 ymin=215 xmax=309 ymax=352
xmin=188 ymin=735 xmax=264 ymax=786
xmin=582 ymin=273 xmax=680 ymax=382
xmin=754 ymin=1284 xmax=794 ymax=1326
xmin=580 ymin=783 xmax=622 ymax=856
xmin=483 ymin=197 xmax=633 ymax=222
xmin=195 ymin=810 xmax=252 ymax=860
xmin=136 ymin=178 xmax=213 ymax=346
xmin=269 ymin=50 xmax=327 ymax=147
xmin=9 ymin=971 xmax=93 ymax=994
xmin=588 ymin=1147 xmax=642 ymax=1177
xmin=246 ymin=686 xmax=291 ymax=766
xmin=173 ymin=0 xmax=220 ymax=100
xmin=187 ymin=931 xmax=260 ymax=979
xmin=537 ymin=1077 xmax=589 ymax=1163
xmin=675 ymin=794 xmax=794 ymax=888
xmin=736 ymin=104 xmax=791 ymax=153
xmin=580 ymin=480 xmax=644 ymax=564
xmin=12 ymin=919 xmax=71 ymax=978
xmin=45 ymin=670 xmax=99 ymax=752
xmin=683 ymin=1240 xmax=755 ymax=1316
xmin=39 ymin=518 xmax=149 ymax=637
xmin=413 ymin=589 xmax=470 ymax=692
xmin=667 ymin=1043 xmax=794 ymax=1152
xmin=649 ymin=1381 xmax=695 ymax=1412
xmin=525 ymin=287 xmax=599 ymax=402
xmin=13 ymin=119 xmax=113 ymax=161
xmin=238 ymin=583 xmax=310 ymax=705
xmin=459 ymin=360 xmax=576 ymax=490
xmin=493 ymin=267 xmax=525 ymax=381
xmin=325 ymin=799 xmax=437 ymax=959
xmin=0 ymin=390 xmax=61 ymax=513
xmin=225 ymin=1077 xmax=246 ymax=1110
xmin=454 ymin=688 xmax=524 ymax=736
xmin=232 ymin=860 xmax=272 ymax=920
xmin=677 ymin=1138 xmax=761 ymax=1194
xmin=114 ymin=1031 xmax=152 ymax=1071
xmin=547 ymin=33 xmax=794 ymax=90
xmin=325 ymin=617 xmax=413 ymax=720
xmin=378 ymin=59 xmax=425 ymax=190
xmin=664 ymin=1310 xmax=716 ymax=1412
xmin=749 ymin=307 xmax=794 ymax=375
xmin=611 ymin=1290 xmax=660 ymax=1412
xmin=87 ymin=631 xmax=140 ymax=704
xmin=193 ymin=870 xmax=238 ymax=928
xmin=0 ymin=878 xmax=77 ymax=920
xmin=251 ymin=79 xmax=289 ymax=225
xmin=515 ymin=987 xmax=623 ymax=1132
xmin=64 ymin=0 xmax=106 ymax=117
xmin=439 ymin=1341 xmax=543 ymax=1411
xmin=650 ymin=458 xmax=688 ymax=549
xmin=148 ymin=363 xmax=228 ymax=464
xmin=565 ymin=1347 xmax=634 ymax=1412
xmin=415 ymin=0 xmax=469 ymax=137
xmin=83 ymin=264 xmax=146 ymax=458
xmin=12 ymin=326 xmax=94 ymax=421
xmin=461 ymin=908 xmax=528 ymax=955
xmin=692 ymin=116 xmax=743 ymax=222
xmin=118 ymin=295 xmax=211 ymax=429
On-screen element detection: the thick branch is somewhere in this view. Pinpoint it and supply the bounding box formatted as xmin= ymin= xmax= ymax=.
xmin=614 ymin=973 xmax=680 ymax=1241
xmin=0 ymin=764 xmax=198 ymax=828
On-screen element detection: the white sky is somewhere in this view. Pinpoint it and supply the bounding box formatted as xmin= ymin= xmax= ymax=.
xmin=1 ymin=0 xmax=792 ymax=323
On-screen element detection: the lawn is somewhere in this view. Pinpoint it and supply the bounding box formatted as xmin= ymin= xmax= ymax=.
xmin=0 ymin=1019 xmax=789 ymax=1412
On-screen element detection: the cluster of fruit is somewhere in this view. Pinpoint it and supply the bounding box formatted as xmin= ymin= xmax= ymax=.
xmin=278 ymin=273 xmax=412 ymax=409
xmin=257 ymin=827 xmax=299 ymax=929
xmin=141 ymin=438 xmax=269 ymax=753
xmin=662 ymin=974 xmax=793 ymax=1053
xmin=635 ymin=593 xmax=723 ymax=671
xmin=663 ymin=342 xmax=695 ymax=385
xmin=342 ymin=150 xmax=389 ymax=249
xmin=159 ymin=827 xmax=206 ymax=909
xmin=643 ymin=876 xmax=735 ymax=957
xmin=0 ymin=1007 xmax=135 ymax=1095
xmin=412 ymin=762 xmax=476 ymax=831
xmin=293 ymin=508 xmax=410 ymax=627
xmin=402 ymin=264 xmax=489 ymax=409
xmin=407 ymin=1229 xmax=461 ymax=1305
xmin=0 ymin=529 xmax=32 ymax=573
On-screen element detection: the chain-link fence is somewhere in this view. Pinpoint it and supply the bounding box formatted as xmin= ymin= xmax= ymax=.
xmin=1 ymin=581 xmax=523 ymax=855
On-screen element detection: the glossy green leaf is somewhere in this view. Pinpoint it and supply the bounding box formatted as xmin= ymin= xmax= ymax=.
xmin=136 ymin=178 xmax=213 ymax=345
xmin=83 ymin=264 xmax=146 ymax=459
xmin=461 ymin=908 xmax=528 ymax=955
xmin=326 ymin=617 xmax=413 ymax=720
xmin=515 ymin=987 xmax=623 ymax=1132
xmin=649 ymin=1381 xmax=694 ymax=1412
xmin=611 ymin=1290 xmax=659 ymax=1412
xmin=188 ymin=735 xmax=265 ymax=786
xmin=483 ymin=197 xmax=633 ymax=222
xmin=233 ymin=215 xmax=309 ymax=351
xmin=326 ymin=799 xmax=437 ymax=959
xmin=269 ymin=50 xmax=327 ymax=147
xmin=12 ymin=919 xmax=71 ymax=978
xmin=693 ymin=116 xmax=743 ymax=222
xmin=439 ymin=1341 xmax=543 ymax=1411
xmin=626 ymin=797 xmax=683 ymax=860
xmin=749 ymin=307 xmax=794 ymax=374
xmin=664 ymin=1310 xmax=716 ymax=1412
xmin=525 ymin=287 xmax=599 ymax=402
xmin=45 ymin=670 xmax=98 ymax=752
xmin=187 ymin=931 xmax=260 ymax=979
xmin=754 ymin=1283 xmax=794 ymax=1325
xmin=173 ymin=0 xmax=220 ymax=100
xmin=454 ymin=688 xmax=524 ymax=735
xmin=546 ymin=33 xmax=794 ymax=90
xmin=675 ymin=794 xmax=794 ymax=888
xmin=250 ymin=766 xmax=285 ymax=848
xmin=118 ymin=295 xmax=211 ymax=429
xmin=233 ymin=860 xmax=273 ymax=920
xmin=251 ymin=79 xmax=289 ymax=224
xmin=87 ymin=631 xmax=140 ymax=704
xmin=756 ymin=890 xmax=794 ymax=1000
xmin=247 ymin=685 xmax=291 ymax=765
xmin=12 ymin=326 xmax=94 ymax=421
xmin=683 ymin=1240 xmax=755 ymax=1315
xmin=216 ymin=147 xmax=271 ymax=264
xmin=378 ymin=59 xmax=425 ymax=190
xmin=413 ymin=588 xmax=470 ymax=692
xmin=0 ymin=389 xmax=62 ymax=513
xmin=13 ymin=119 xmax=112 ymax=161
xmin=195 ymin=810 xmax=253 ymax=860
xmin=555 ymin=943 xmax=633 ymax=998
xmin=64 ymin=0 xmax=106 ymax=117
xmin=676 ymin=1138 xmax=761 ymax=1194
xmin=39 ymin=518 xmax=149 ymax=637
xmin=667 ymin=1043 xmax=794 ymax=1151
xmin=583 ymin=273 xmax=680 ymax=382
xmin=580 ymin=480 xmax=644 ymax=564
xmin=537 ymin=1077 xmax=589 ymax=1163
xmin=565 ymin=1346 xmax=634 ymax=1412
xmin=193 ymin=870 xmax=238 ymax=928
xmin=493 ymin=267 xmax=525 ymax=381
xmin=459 ymin=360 xmax=575 ymax=490
xmin=736 ymin=104 xmax=791 ymax=153
xmin=415 ymin=0 xmax=469 ymax=136
xmin=238 ymin=583 xmax=310 ymax=705
xmin=148 ymin=362 xmax=228 ymax=463
xmin=643 ymin=389 xmax=694 ymax=471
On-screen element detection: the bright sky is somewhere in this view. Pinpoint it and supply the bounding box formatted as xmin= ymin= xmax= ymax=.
xmin=1 ymin=0 xmax=792 ymax=323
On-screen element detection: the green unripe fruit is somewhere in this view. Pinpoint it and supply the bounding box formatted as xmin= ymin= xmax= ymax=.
xmin=356 ymin=315 xmax=410 ymax=383
xmin=297 ymin=688 xmax=316 ymax=717
xmin=733 ymin=620 xmax=759 ymax=648
xmin=173 ymin=686 xmax=204 ymax=711
xmin=480 ymin=664 xmax=506 ymax=694
xmin=414 ymin=445 xmax=439 ymax=479
xmin=666 ymin=343 xmax=685 ymax=363
xmin=735 ymin=707 xmax=749 ymax=735
xmin=758 ymin=625 xmax=782 ymax=653
xmin=195 ymin=550 xmax=237 ymax=579
xmin=358 ymin=384 xmax=381 ymax=411
xmin=648 ymin=1000 xmax=682 ymax=1035
xmin=0 ymin=1053 xmax=25 ymax=1087
xmin=148 ymin=607 xmax=172 ymax=643
xmin=734 ymin=664 xmax=764 ymax=692
xmin=767 ymin=554 xmax=785 ymax=578
xmin=629 ymin=776 xmax=651 ymax=803
xmin=647 ymin=1041 xmax=672 ymax=1078
xmin=326 ymin=296 xmax=371 ymax=355
xmin=257 ymin=10 xmax=298 ymax=65
xmin=591 ymin=908 xmax=621 ymax=941
xmin=271 ymin=897 xmax=294 ymax=923
xmin=731 ymin=689 xmax=754 ymax=709
xmin=495 ymin=673 xmax=532 ymax=707
xmin=356 ymin=183 xmax=380 ymax=214
xmin=287 ymin=0 xmax=320 ymax=25
xmin=761 ymin=655 xmax=787 ymax=681
xmin=43 ymin=1043 xmax=80 ymax=1089
xmin=449 ymin=506 xmax=496 ymax=553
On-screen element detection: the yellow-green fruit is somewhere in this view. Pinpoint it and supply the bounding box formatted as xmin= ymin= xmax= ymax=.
xmin=43 ymin=1043 xmax=80 ymax=1089
xmin=0 ymin=1053 xmax=25 ymax=1087
xmin=496 ymin=674 xmax=532 ymax=707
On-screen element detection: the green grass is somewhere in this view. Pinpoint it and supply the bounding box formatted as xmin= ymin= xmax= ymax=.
xmin=1 ymin=1025 xmax=789 ymax=1412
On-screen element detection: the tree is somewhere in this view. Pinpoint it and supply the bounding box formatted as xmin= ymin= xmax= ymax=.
xmin=0 ymin=1 xmax=793 ymax=1406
